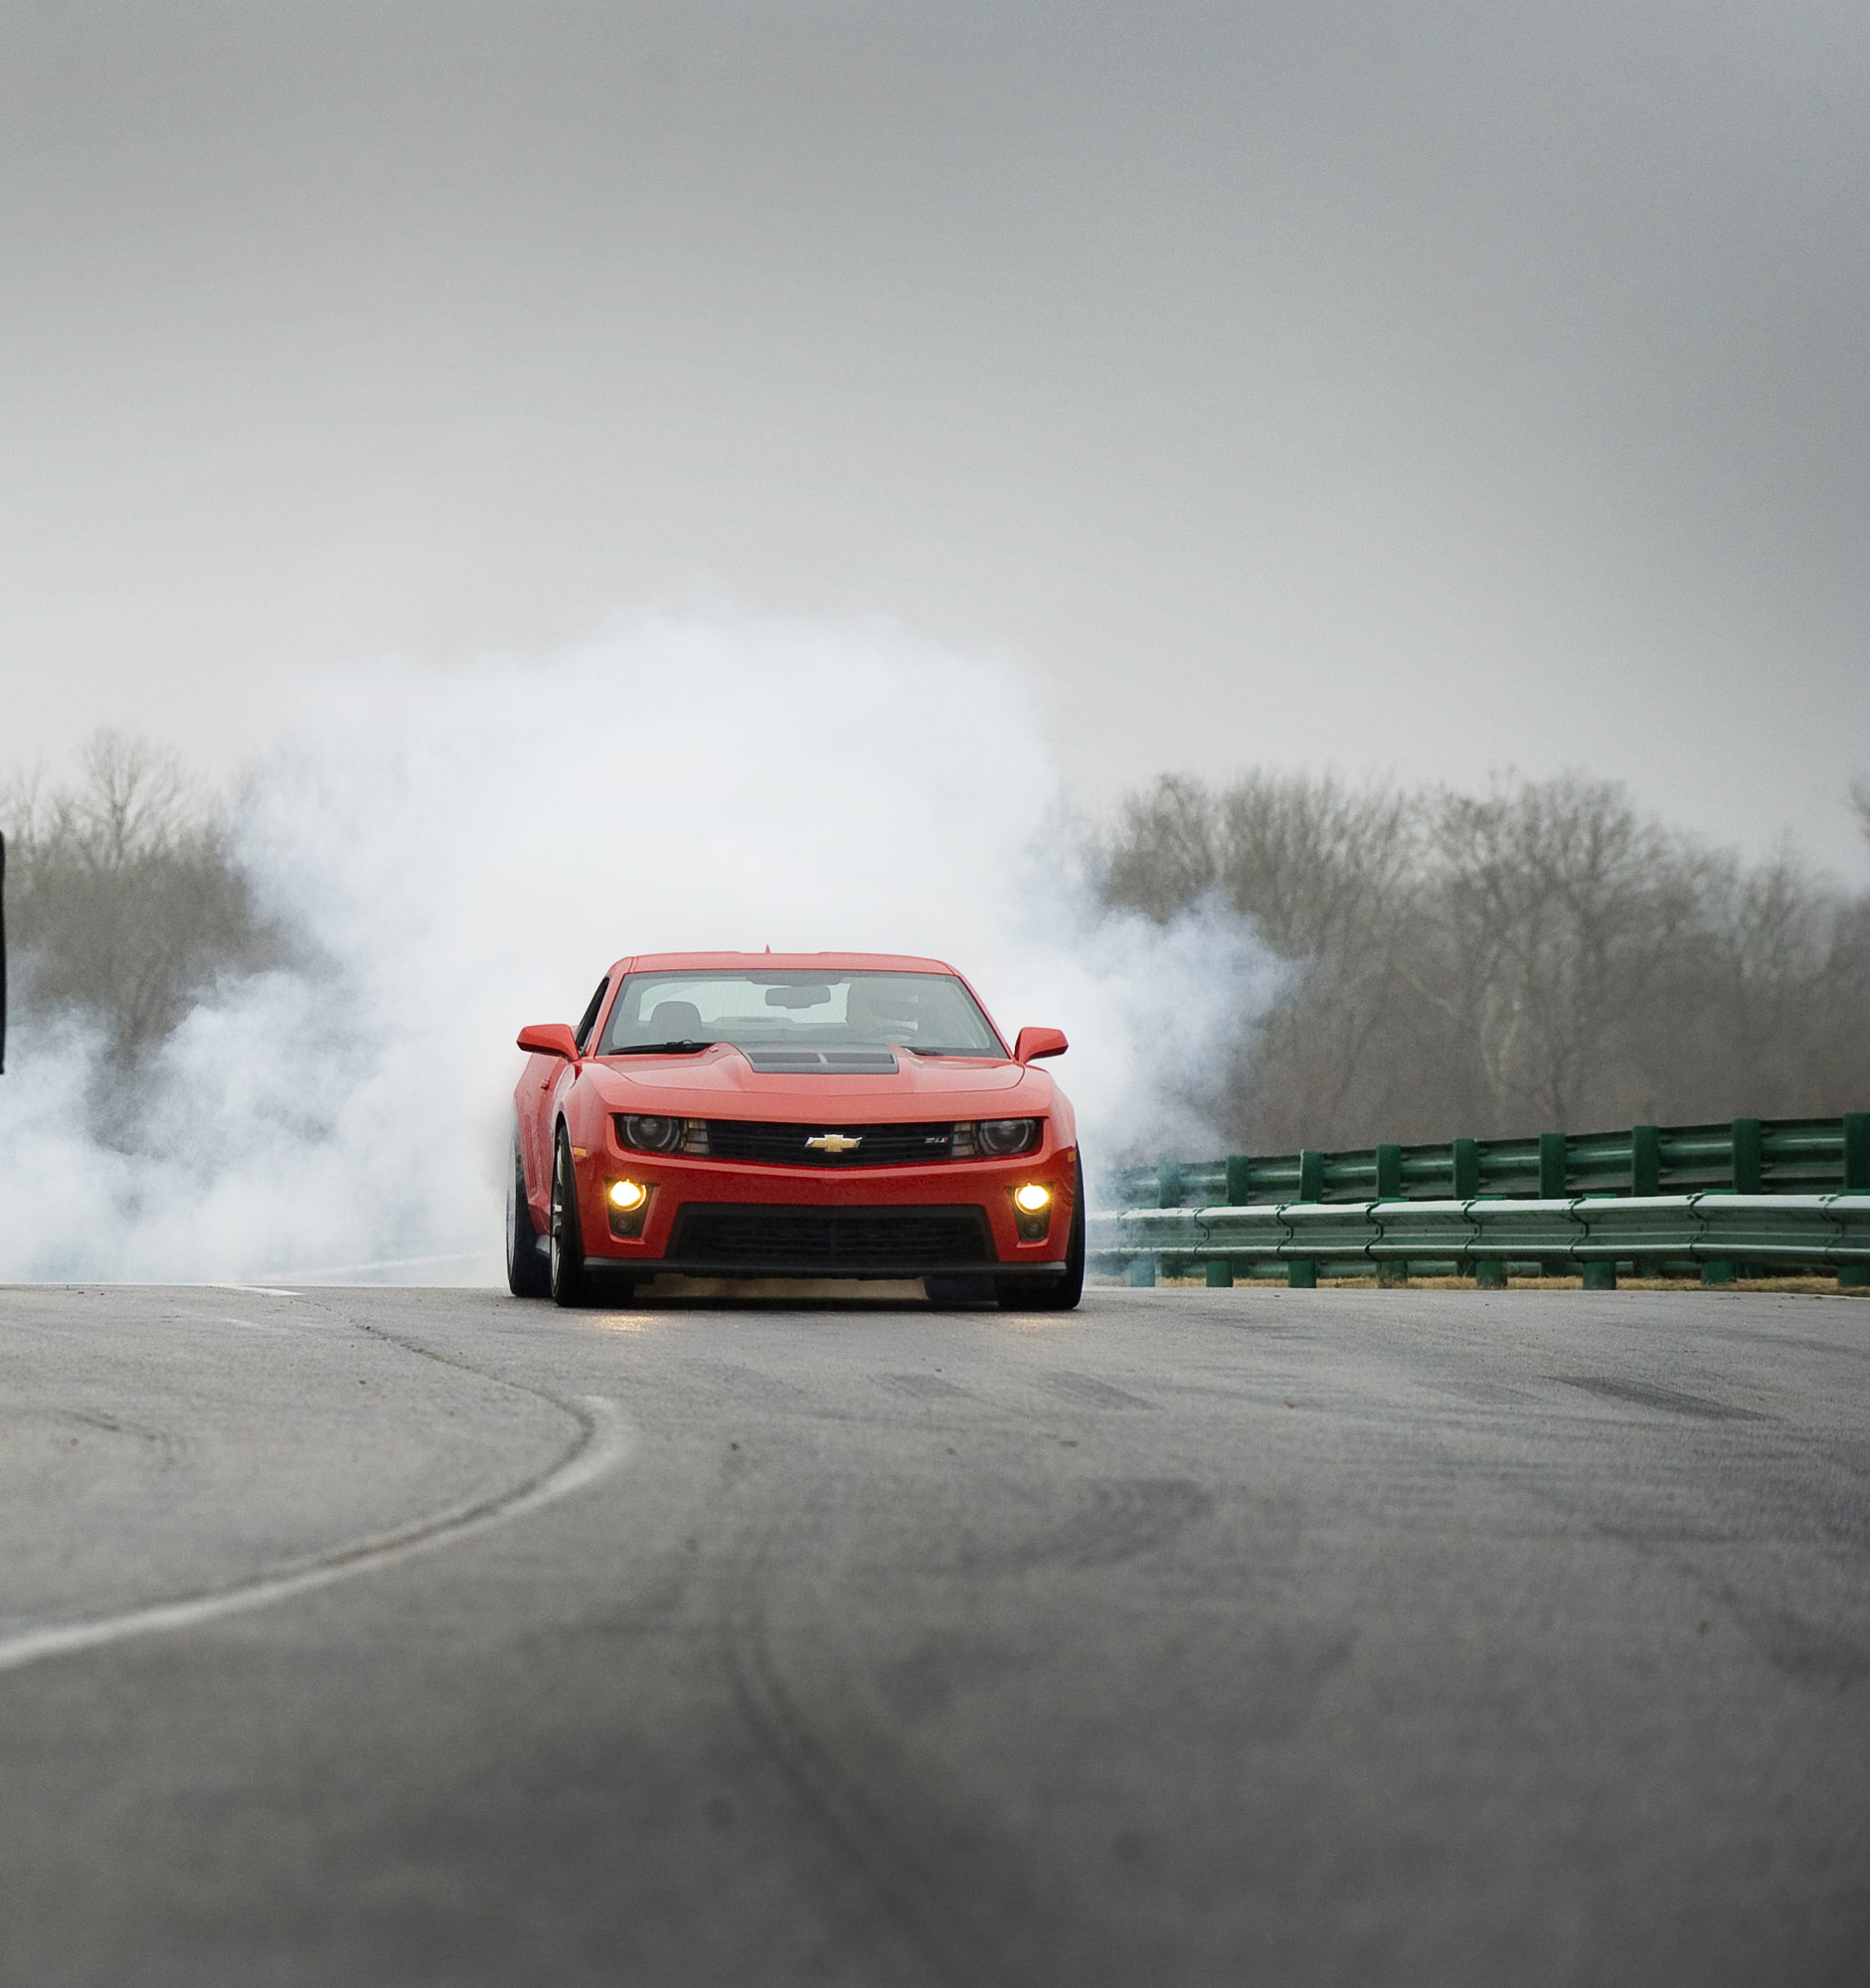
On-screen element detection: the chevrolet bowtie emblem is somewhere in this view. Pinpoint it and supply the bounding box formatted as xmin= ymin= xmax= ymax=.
xmin=806 ymin=1132 xmax=863 ymax=1154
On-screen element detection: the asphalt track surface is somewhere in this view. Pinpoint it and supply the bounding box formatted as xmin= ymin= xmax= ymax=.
xmin=2 ymin=1283 xmax=1866 ymax=1988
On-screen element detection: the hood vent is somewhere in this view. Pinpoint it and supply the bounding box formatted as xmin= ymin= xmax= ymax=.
xmin=742 ymin=1048 xmax=900 ymax=1075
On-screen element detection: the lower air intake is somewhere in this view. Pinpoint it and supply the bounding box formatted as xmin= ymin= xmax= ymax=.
xmin=667 ymin=1205 xmax=993 ymax=1271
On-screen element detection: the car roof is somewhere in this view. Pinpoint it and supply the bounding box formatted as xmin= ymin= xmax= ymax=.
xmin=606 ymin=952 xmax=961 ymax=976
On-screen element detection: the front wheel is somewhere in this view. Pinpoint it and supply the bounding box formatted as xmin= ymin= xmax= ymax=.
xmin=549 ymin=1127 xmax=591 ymax=1308
xmin=997 ymin=1156 xmax=1086 ymax=1311
xmin=506 ymin=1134 xmax=551 ymax=1298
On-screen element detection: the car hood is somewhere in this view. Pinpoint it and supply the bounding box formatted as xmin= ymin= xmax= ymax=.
xmin=586 ymin=1047 xmax=1048 ymax=1118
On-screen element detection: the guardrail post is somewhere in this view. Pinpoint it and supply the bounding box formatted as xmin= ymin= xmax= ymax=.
xmin=1695 ymin=1118 xmax=1764 ymax=1284
xmin=1225 ymin=1155 xmax=1253 ymax=1204
xmin=1157 ymin=1162 xmax=1184 ymax=1209
xmin=1126 ymin=1255 xmax=1157 ymax=1287
xmin=1538 ymin=1132 xmax=1568 ymax=1272
xmin=1293 ymin=1147 xmax=1323 ymax=1288
xmin=1450 ymin=1138 xmax=1479 ymax=1278
xmin=1845 ymin=1115 xmax=1870 ymax=1284
xmin=1205 ymin=1258 xmax=1234 ymax=1287
xmin=1583 ymin=1261 xmax=1616 ymax=1290
xmin=1631 ymin=1124 xmax=1660 ymax=1197
xmin=1842 ymin=1113 xmax=1869 ymax=1191
xmin=1374 ymin=1146 xmax=1404 ymax=1283
xmin=1475 ymin=1257 xmax=1507 ymax=1288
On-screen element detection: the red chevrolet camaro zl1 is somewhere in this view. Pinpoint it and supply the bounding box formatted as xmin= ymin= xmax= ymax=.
xmin=507 ymin=952 xmax=1083 ymax=1309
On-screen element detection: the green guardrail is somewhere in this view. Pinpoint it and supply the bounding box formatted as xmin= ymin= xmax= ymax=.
xmin=1090 ymin=1193 xmax=1870 ymax=1291
xmin=1113 ymin=1113 xmax=1870 ymax=1213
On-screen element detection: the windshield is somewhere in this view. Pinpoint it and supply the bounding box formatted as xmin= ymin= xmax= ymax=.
xmin=599 ymin=970 xmax=1005 ymax=1058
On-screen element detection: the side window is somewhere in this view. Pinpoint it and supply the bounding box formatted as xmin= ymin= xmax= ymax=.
xmin=574 ymin=978 xmax=610 ymax=1054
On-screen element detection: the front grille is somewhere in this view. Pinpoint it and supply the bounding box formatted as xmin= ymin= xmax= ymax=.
xmin=667 ymin=1205 xmax=993 ymax=1270
xmin=705 ymin=1119 xmax=960 ymax=1167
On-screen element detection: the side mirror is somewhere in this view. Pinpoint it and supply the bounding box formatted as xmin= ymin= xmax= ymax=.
xmin=517 ymin=1022 xmax=581 ymax=1063
xmin=1014 ymin=1026 xmax=1068 ymax=1064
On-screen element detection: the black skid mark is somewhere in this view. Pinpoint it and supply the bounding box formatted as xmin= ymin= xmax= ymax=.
xmin=719 ymin=1530 xmax=1040 ymax=1988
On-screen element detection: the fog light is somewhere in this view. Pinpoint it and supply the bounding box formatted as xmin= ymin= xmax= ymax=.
xmin=606 ymin=1176 xmax=651 ymax=1241
xmin=1012 ymin=1181 xmax=1054 ymax=1242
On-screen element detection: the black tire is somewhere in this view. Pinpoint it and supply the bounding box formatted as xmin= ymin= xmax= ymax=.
xmin=997 ymin=1155 xmax=1086 ymax=1311
xmin=550 ymin=1126 xmax=591 ymax=1308
xmin=506 ymin=1134 xmax=551 ymax=1298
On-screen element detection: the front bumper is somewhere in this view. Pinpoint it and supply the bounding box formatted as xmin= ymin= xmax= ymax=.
xmin=572 ymin=1137 xmax=1079 ymax=1280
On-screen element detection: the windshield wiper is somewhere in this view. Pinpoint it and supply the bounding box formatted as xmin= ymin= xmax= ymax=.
xmin=605 ymin=1039 xmax=716 ymax=1056
xmin=905 ymin=1046 xmax=994 ymax=1059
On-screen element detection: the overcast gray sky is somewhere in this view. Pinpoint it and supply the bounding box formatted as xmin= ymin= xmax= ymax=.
xmin=4 ymin=1 xmax=1866 ymax=870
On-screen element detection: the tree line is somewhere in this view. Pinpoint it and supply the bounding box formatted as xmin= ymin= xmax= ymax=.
xmin=4 ymin=733 xmax=1867 ymax=1150
xmin=1102 ymin=769 xmax=1870 ymax=1151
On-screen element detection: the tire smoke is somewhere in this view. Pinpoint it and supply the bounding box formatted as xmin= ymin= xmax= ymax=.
xmin=0 ymin=612 xmax=1283 ymax=1281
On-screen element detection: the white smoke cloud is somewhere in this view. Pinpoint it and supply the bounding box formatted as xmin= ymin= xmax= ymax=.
xmin=0 ymin=611 xmax=1286 ymax=1281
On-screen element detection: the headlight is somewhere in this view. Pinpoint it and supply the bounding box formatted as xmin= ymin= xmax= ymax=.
xmin=621 ymin=1114 xmax=685 ymax=1154
xmin=608 ymin=1179 xmax=648 ymax=1211
xmin=1013 ymin=1182 xmax=1051 ymax=1213
xmin=977 ymin=1117 xmax=1041 ymax=1157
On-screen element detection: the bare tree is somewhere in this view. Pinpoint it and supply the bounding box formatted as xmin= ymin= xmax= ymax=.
xmin=1102 ymin=776 xmax=1222 ymax=915
xmin=1428 ymin=776 xmax=1705 ymax=1128
xmin=0 ymin=731 xmax=285 ymax=1073
xmin=1102 ymin=770 xmax=1443 ymax=1148
xmin=1210 ymin=774 xmax=1436 ymax=1146
xmin=1099 ymin=765 xmax=1870 ymax=1150
xmin=74 ymin=732 xmax=196 ymax=868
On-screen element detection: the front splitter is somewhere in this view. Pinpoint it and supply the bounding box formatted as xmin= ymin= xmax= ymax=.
xmin=583 ymin=1256 xmax=1068 ymax=1283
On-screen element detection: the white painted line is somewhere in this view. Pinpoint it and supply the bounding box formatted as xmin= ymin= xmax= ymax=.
xmin=249 ymin=1253 xmax=495 ymax=1281
xmin=215 ymin=1285 xmax=303 ymax=1300
xmin=0 ymin=1396 xmax=634 ymax=1677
